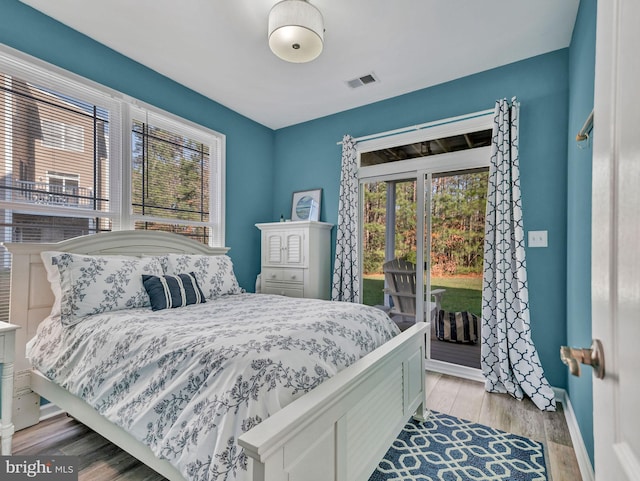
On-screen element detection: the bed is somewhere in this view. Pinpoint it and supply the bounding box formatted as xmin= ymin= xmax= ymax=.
xmin=3 ymin=230 xmax=428 ymax=481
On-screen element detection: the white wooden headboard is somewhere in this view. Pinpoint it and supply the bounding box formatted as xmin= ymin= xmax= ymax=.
xmin=2 ymin=230 xmax=229 ymax=429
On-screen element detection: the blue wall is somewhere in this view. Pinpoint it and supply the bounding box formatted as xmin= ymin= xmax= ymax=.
xmin=567 ymin=0 xmax=597 ymax=464
xmin=0 ymin=0 xmax=275 ymax=290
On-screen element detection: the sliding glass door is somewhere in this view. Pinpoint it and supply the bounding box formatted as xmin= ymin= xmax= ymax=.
xmin=361 ymin=177 xmax=420 ymax=328
xmin=357 ymin=110 xmax=493 ymax=372
xmin=360 ymin=168 xmax=488 ymax=369
xmin=425 ymin=169 xmax=488 ymax=369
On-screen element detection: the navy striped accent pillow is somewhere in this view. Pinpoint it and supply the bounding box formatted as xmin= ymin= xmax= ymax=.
xmin=435 ymin=310 xmax=479 ymax=344
xmin=142 ymin=272 xmax=206 ymax=311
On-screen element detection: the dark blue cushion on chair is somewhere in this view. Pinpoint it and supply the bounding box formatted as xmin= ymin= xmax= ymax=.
xmin=142 ymin=272 xmax=206 ymax=311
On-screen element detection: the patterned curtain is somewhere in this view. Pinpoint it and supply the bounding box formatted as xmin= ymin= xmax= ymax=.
xmin=481 ymin=98 xmax=556 ymax=411
xmin=331 ymin=135 xmax=359 ymax=302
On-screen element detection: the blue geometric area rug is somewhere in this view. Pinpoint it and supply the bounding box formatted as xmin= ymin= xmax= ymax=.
xmin=369 ymin=411 xmax=547 ymax=481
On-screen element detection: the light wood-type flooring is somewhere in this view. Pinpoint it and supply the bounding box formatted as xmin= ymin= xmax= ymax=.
xmin=12 ymin=372 xmax=582 ymax=481
xmin=425 ymin=372 xmax=582 ymax=481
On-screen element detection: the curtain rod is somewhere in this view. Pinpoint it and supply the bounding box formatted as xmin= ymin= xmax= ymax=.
xmin=576 ymin=110 xmax=594 ymax=141
xmin=336 ymin=108 xmax=494 ymax=145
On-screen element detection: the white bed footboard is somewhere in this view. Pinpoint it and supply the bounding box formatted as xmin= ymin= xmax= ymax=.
xmin=239 ymin=322 xmax=428 ymax=481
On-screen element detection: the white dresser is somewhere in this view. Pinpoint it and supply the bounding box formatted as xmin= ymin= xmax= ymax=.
xmin=256 ymin=221 xmax=333 ymax=299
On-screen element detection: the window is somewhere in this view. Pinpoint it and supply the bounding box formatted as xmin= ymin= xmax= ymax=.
xmin=0 ymin=72 xmax=113 ymax=236
xmin=360 ymin=129 xmax=492 ymax=167
xmin=130 ymin=109 xmax=223 ymax=245
xmin=0 ymin=47 xmax=226 ymax=322
xmin=357 ymin=112 xmax=494 ymax=179
xmin=41 ymin=119 xmax=84 ymax=152
xmin=47 ymin=172 xmax=80 ymax=205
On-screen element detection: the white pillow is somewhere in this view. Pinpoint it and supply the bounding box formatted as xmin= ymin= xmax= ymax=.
xmin=163 ymin=254 xmax=243 ymax=299
xmin=41 ymin=252 xmax=164 ymax=326
xmin=40 ymin=251 xmax=64 ymax=318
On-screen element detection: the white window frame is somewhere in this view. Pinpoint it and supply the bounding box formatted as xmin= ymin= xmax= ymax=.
xmin=0 ymin=48 xmax=121 ymax=222
xmin=46 ymin=171 xmax=80 ymax=205
xmin=47 ymin=171 xmax=80 ymax=186
xmin=126 ymin=103 xmax=225 ymax=246
xmin=0 ymin=45 xmax=226 ymax=247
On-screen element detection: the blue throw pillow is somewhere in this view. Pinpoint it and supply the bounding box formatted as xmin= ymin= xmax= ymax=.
xmin=142 ymin=272 xmax=206 ymax=311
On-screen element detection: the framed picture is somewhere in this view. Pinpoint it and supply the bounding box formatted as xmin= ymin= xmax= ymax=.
xmin=291 ymin=188 xmax=322 ymax=221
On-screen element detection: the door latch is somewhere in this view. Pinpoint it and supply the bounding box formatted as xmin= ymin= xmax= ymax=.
xmin=560 ymin=339 xmax=605 ymax=379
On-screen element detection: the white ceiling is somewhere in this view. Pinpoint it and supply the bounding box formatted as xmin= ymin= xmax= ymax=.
xmin=20 ymin=0 xmax=580 ymax=130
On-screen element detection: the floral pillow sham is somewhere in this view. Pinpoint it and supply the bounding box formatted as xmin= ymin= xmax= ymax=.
xmin=41 ymin=251 xmax=164 ymax=326
xmin=163 ymin=253 xmax=243 ymax=299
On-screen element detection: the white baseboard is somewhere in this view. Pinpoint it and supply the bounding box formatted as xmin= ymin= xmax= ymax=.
xmin=425 ymin=358 xmax=485 ymax=382
xmin=39 ymin=402 xmax=63 ymax=422
xmin=553 ymin=387 xmax=595 ymax=481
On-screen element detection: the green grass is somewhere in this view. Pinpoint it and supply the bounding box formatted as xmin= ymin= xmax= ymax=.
xmin=363 ymin=275 xmax=482 ymax=316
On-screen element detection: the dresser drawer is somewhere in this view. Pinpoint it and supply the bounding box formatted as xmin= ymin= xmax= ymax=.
xmin=262 ymin=284 xmax=304 ymax=298
xmin=262 ymin=268 xmax=284 ymax=282
xmin=262 ymin=268 xmax=304 ymax=284
xmin=282 ymin=268 xmax=303 ymax=283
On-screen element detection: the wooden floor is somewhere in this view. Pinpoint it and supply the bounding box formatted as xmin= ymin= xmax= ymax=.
xmin=425 ymin=372 xmax=583 ymax=481
xmin=12 ymin=372 xmax=582 ymax=481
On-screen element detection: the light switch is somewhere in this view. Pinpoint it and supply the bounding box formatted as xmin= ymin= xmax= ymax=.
xmin=528 ymin=230 xmax=548 ymax=248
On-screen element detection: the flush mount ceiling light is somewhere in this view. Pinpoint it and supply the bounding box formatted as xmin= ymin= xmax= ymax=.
xmin=268 ymin=0 xmax=324 ymax=63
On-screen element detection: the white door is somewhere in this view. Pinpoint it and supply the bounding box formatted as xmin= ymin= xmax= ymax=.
xmin=592 ymin=0 xmax=640 ymax=478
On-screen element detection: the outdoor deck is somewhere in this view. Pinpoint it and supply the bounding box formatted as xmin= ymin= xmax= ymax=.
xmin=392 ymin=315 xmax=481 ymax=369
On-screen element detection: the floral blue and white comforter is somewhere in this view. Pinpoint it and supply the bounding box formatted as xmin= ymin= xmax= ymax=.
xmin=27 ymin=293 xmax=399 ymax=481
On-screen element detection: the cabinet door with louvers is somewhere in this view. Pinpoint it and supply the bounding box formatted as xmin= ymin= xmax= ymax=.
xmin=263 ymin=230 xmax=305 ymax=267
xmin=283 ymin=231 xmax=304 ymax=266
xmin=264 ymin=232 xmax=283 ymax=264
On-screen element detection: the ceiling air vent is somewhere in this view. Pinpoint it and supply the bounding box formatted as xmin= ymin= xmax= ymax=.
xmin=346 ymin=73 xmax=378 ymax=89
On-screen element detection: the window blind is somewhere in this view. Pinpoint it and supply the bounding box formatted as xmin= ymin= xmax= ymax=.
xmin=0 ymin=51 xmax=121 ymax=322
xmin=130 ymin=107 xmax=224 ymax=246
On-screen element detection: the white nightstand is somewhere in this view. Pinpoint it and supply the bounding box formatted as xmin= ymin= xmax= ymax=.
xmin=0 ymin=321 xmax=18 ymax=455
